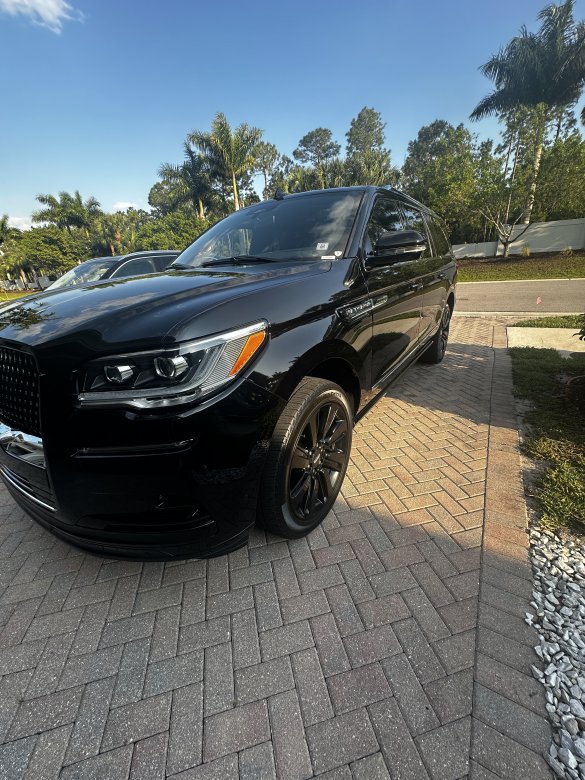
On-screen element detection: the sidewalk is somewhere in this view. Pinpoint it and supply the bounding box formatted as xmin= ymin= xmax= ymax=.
xmin=0 ymin=317 xmax=550 ymax=779
xmin=507 ymin=326 xmax=585 ymax=358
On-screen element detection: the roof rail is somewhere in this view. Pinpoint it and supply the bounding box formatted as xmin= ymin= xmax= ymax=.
xmin=382 ymin=185 xmax=398 ymax=191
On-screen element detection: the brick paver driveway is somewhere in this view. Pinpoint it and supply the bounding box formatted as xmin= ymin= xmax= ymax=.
xmin=0 ymin=317 xmax=551 ymax=779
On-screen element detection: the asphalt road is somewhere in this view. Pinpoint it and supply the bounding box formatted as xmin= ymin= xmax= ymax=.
xmin=455 ymin=278 xmax=585 ymax=313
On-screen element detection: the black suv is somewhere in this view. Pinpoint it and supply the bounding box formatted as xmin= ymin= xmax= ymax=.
xmin=0 ymin=186 xmax=456 ymax=559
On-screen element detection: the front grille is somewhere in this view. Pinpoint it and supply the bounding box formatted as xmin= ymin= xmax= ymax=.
xmin=0 ymin=347 xmax=41 ymax=437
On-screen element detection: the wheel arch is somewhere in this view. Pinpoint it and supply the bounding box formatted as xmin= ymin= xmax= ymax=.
xmin=307 ymin=358 xmax=361 ymax=414
xmin=272 ymin=341 xmax=363 ymax=414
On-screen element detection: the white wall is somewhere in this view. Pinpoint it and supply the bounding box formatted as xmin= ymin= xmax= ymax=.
xmin=452 ymin=241 xmax=498 ymax=259
xmin=453 ymin=217 xmax=585 ymax=259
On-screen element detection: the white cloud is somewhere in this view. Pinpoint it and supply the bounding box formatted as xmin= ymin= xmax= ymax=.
xmin=0 ymin=0 xmax=82 ymax=33
xmin=113 ymin=201 xmax=138 ymax=212
xmin=8 ymin=216 xmax=32 ymax=231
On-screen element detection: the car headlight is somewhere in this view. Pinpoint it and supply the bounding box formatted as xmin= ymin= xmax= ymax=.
xmin=77 ymin=320 xmax=268 ymax=409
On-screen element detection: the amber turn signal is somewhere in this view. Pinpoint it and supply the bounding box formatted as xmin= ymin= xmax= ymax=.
xmin=229 ymin=331 xmax=266 ymax=376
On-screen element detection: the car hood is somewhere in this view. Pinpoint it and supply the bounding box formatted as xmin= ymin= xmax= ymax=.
xmin=0 ymin=262 xmax=330 ymax=353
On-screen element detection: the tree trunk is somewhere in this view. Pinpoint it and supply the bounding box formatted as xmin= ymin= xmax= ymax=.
xmin=554 ymin=112 xmax=563 ymax=144
xmin=504 ymin=132 xmax=520 ymax=227
xmin=232 ymin=171 xmax=240 ymax=211
xmin=522 ymin=114 xmax=546 ymax=224
xmin=198 ymin=199 xmax=204 ymax=220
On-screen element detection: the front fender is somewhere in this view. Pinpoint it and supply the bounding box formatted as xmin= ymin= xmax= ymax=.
xmin=250 ymin=317 xmax=370 ymax=405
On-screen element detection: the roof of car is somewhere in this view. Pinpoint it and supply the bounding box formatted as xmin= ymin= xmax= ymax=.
xmin=83 ymin=256 xmax=120 ymax=264
xmin=270 ymin=185 xmax=430 ymax=211
xmin=119 ymin=250 xmax=181 ymax=259
xmin=80 ymin=251 xmax=181 ymax=266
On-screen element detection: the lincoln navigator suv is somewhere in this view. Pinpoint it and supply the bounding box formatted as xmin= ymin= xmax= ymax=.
xmin=0 ymin=186 xmax=456 ymax=559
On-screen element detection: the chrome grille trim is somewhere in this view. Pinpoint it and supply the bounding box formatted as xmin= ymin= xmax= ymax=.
xmin=0 ymin=465 xmax=56 ymax=512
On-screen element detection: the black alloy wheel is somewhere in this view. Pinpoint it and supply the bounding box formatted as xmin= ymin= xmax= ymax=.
xmin=259 ymin=377 xmax=353 ymax=538
xmin=286 ymin=399 xmax=349 ymax=524
xmin=420 ymin=303 xmax=452 ymax=364
xmin=438 ymin=304 xmax=451 ymax=358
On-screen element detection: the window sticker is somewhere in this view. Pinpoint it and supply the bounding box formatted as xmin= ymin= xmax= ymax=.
xmin=316 ymin=242 xmax=328 ymax=251
xmin=321 ymin=255 xmax=335 ymax=260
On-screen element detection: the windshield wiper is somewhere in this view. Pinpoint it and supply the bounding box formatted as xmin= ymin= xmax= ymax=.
xmin=200 ymin=255 xmax=278 ymax=267
xmin=168 ymin=262 xmax=193 ymax=270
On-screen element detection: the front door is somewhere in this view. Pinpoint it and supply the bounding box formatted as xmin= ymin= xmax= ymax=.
xmin=362 ymin=195 xmax=424 ymax=388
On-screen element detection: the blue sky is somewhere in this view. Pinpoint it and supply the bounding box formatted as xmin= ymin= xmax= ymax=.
xmin=1 ymin=0 xmax=585 ymax=227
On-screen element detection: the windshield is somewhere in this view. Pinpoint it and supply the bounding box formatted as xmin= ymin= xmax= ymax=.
xmin=175 ymin=190 xmax=364 ymax=268
xmin=46 ymin=259 xmax=117 ymax=290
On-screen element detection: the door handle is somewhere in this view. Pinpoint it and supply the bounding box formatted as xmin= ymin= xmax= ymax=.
xmin=409 ymin=283 xmax=423 ymax=291
xmin=437 ymin=272 xmax=446 ymax=280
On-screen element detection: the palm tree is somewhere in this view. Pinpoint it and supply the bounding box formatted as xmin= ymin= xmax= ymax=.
xmin=92 ymin=215 xmax=124 ymax=257
xmin=345 ymin=149 xmax=398 ymax=187
xmin=69 ymin=191 xmax=102 ymax=236
xmin=470 ymin=0 xmax=585 ymax=223
xmin=33 ymin=193 xmax=70 ymax=232
xmin=190 ymin=113 xmax=262 ymax=210
xmin=33 ymin=191 xmax=102 ymax=234
xmin=0 ymin=214 xmax=14 ymax=247
xmin=158 ymin=142 xmax=213 ymax=220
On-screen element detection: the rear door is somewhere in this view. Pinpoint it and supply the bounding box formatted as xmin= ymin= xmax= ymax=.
xmin=423 ymin=214 xmax=455 ymax=334
xmin=400 ymin=204 xmax=449 ymax=342
xmin=362 ymin=195 xmax=425 ymax=387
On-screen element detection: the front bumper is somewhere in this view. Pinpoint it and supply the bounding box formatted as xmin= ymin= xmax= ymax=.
xmin=0 ymin=378 xmax=284 ymax=559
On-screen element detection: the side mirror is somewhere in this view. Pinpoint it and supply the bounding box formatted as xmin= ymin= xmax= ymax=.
xmin=371 ymin=230 xmax=427 ymax=265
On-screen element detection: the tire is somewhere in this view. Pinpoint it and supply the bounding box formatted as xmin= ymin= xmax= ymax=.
xmin=419 ymin=303 xmax=452 ymax=364
xmin=259 ymin=377 xmax=353 ymax=538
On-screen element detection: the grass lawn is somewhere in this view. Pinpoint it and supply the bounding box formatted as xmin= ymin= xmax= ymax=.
xmin=513 ymin=314 xmax=585 ymax=329
xmin=0 ymin=291 xmax=35 ymax=302
xmin=457 ymin=251 xmax=585 ymax=282
xmin=510 ymin=346 xmax=585 ymax=535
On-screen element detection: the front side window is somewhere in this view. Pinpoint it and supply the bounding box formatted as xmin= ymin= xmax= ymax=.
xmin=364 ymin=197 xmax=406 ymax=254
xmin=175 ymin=190 xmax=364 ymax=267
xmin=401 ymin=205 xmax=431 ymax=259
